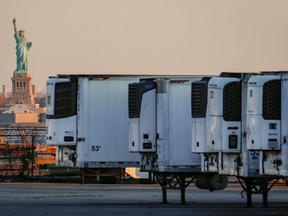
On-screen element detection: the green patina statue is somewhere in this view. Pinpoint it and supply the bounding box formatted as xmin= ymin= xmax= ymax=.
xmin=13 ymin=18 xmax=32 ymax=73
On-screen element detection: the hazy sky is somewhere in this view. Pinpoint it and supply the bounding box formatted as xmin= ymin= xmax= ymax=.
xmin=1 ymin=0 xmax=288 ymax=91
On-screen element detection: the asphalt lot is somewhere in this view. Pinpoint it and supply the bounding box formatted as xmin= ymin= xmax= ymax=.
xmin=0 ymin=182 xmax=287 ymax=216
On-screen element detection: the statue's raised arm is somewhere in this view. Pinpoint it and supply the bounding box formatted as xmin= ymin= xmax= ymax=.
xmin=13 ymin=18 xmax=18 ymax=35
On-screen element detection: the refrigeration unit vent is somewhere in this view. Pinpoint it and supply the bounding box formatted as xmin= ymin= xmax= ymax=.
xmin=263 ymin=80 xmax=281 ymax=120
xmin=128 ymin=82 xmax=156 ymax=118
xmin=54 ymin=81 xmax=77 ymax=118
xmin=192 ymin=81 xmax=208 ymax=118
xmin=128 ymin=84 xmax=140 ymax=118
xmin=223 ymin=82 xmax=241 ymax=121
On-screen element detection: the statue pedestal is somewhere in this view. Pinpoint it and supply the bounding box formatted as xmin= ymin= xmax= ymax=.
xmin=10 ymin=71 xmax=34 ymax=105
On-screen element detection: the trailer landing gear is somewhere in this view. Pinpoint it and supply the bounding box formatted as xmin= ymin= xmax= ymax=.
xmin=236 ymin=176 xmax=280 ymax=207
xmin=155 ymin=172 xmax=197 ymax=205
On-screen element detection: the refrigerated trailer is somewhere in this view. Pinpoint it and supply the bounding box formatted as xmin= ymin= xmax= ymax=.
xmin=128 ymin=76 xmax=229 ymax=204
xmin=46 ymin=75 xmax=151 ymax=181
xmin=247 ymin=72 xmax=288 ymax=177
xmin=129 ymin=78 xmax=201 ymax=172
xmin=191 ymin=73 xmax=259 ymax=176
xmin=191 ymin=72 xmax=284 ymax=207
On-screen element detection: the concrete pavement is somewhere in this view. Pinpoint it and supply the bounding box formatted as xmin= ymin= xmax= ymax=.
xmin=0 ymin=182 xmax=287 ymax=215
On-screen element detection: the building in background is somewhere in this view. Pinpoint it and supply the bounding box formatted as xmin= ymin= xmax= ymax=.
xmin=2 ymin=85 xmax=7 ymax=98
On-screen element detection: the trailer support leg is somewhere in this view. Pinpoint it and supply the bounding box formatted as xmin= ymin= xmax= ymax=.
xmin=180 ymin=175 xmax=186 ymax=205
xmin=246 ymin=179 xmax=252 ymax=207
xmin=119 ymin=168 xmax=124 ymax=184
xmin=162 ymin=173 xmax=168 ymax=204
xmin=162 ymin=186 xmax=168 ymax=204
xmin=80 ymin=168 xmax=85 ymax=184
xmin=261 ymin=178 xmax=269 ymax=207
xmin=263 ymin=191 xmax=268 ymax=207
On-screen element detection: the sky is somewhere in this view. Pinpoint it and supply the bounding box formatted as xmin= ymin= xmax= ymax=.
xmin=1 ymin=0 xmax=288 ymax=92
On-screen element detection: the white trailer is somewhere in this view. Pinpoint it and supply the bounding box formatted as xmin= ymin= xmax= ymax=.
xmin=247 ymin=72 xmax=288 ymax=177
xmin=191 ymin=73 xmax=248 ymax=191
xmin=46 ymin=75 xmax=145 ymax=179
xmin=192 ymin=73 xmax=260 ymax=177
xmin=129 ymin=77 xmax=201 ymax=172
xmin=128 ymin=76 xmax=225 ymax=204
xmin=192 ymin=72 xmax=285 ymax=207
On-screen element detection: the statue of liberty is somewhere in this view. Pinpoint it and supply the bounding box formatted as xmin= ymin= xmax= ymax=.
xmin=13 ymin=18 xmax=32 ymax=72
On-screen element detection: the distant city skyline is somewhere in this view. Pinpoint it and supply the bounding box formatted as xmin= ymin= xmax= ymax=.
xmin=1 ymin=0 xmax=288 ymax=91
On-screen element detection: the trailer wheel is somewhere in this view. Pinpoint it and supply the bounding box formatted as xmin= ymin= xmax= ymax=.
xmin=209 ymin=174 xmax=228 ymax=190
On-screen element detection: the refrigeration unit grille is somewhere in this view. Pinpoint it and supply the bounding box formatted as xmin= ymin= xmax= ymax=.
xmin=192 ymin=82 xmax=208 ymax=118
xmin=128 ymin=84 xmax=141 ymax=118
xmin=128 ymin=82 xmax=156 ymax=119
xmin=54 ymin=81 xmax=77 ymax=118
xmin=263 ymin=80 xmax=281 ymax=120
xmin=223 ymin=82 xmax=241 ymax=121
